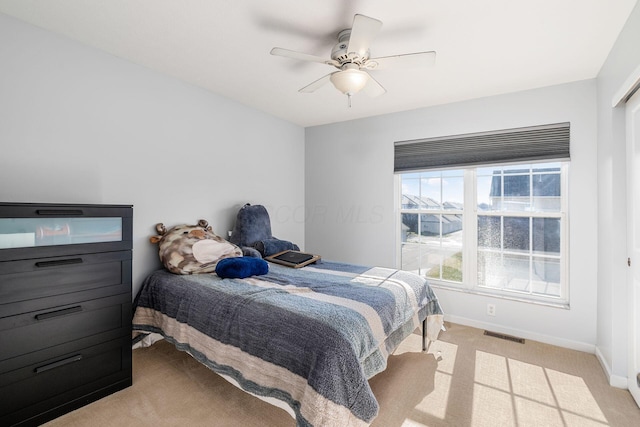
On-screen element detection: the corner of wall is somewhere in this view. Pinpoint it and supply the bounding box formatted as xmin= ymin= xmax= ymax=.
xmin=595 ymin=345 xmax=628 ymax=389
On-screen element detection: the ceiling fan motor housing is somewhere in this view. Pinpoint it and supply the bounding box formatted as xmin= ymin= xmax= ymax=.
xmin=331 ymin=29 xmax=369 ymax=65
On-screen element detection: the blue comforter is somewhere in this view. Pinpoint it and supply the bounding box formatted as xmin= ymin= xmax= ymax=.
xmin=132 ymin=260 xmax=443 ymax=427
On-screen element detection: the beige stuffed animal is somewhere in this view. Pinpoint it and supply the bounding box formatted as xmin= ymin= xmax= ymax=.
xmin=150 ymin=219 xmax=242 ymax=274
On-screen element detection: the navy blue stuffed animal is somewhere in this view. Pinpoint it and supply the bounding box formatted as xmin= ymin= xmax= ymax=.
xmin=229 ymin=203 xmax=299 ymax=258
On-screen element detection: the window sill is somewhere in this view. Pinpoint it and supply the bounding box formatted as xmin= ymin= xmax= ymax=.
xmin=429 ymin=282 xmax=570 ymax=310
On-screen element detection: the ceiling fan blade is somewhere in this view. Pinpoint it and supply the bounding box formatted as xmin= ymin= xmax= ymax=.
xmin=299 ymin=73 xmax=334 ymax=93
xmin=361 ymin=72 xmax=386 ymax=98
xmin=347 ymin=14 xmax=382 ymax=57
xmin=365 ymin=51 xmax=436 ymax=70
xmin=270 ymin=47 xmax=339 ymax=66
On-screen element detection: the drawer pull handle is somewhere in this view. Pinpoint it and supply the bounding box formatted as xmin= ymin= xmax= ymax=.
xmin=36 ymin=209 xmax=84 ymax=216
xmin=35 ymin=258 xmax=83 ymax=268
xmin=35 ymin=354 xmax=83 ymax=374
xmin=35 ymin=305 xmax=83 ymax=321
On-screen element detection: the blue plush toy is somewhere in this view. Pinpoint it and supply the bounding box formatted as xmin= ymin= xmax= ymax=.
xmin=215 ymin=256 xmax=269 ymax=279
xmin=229 ymin=203 xmax=300 ymax=257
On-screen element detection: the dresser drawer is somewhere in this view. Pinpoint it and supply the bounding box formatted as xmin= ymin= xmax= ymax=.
xmin=0 ymin=203 xmax=132 ymax=262
xmin=0 ymin=336 xmax=131 ymax=427
xmin=0 ymin=292 xmax=130 ymax=361
xmin=0 ymin=251 xmax=131 ymax=317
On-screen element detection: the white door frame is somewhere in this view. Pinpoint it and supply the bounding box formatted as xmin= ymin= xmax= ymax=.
xmin=626 ymin=88 xmax=640 ymax=407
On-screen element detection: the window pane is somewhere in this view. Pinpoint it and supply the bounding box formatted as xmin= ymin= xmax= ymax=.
xmin=532 ymin=170 xmax=561 ymax=212
xmin=532 ymin=218 xmax=560 ymax=254
xmin=532 ymin=172 xmax=560 ymax=196
xmin=402 ymin=178 xmax=421 ymax=210
xmin=503 ymin=216 xmax=529 ymax=252
xmin=423 ymin=220 xmax=463 ymax=283
xmin=477 ymin=251 xmax=504 ymax=289
xmin=478 ymin=169 xmax=505 ymax=212
xmin=502 ymin=254 xmax=531 ymax=293
xmin=421 ymin=176 xmax=441 ymax=208
xmin=532 ymin=257 xmax=561 ymax=297
xmin=420 ymin=213 xmax=440 ymax=236
xmin=503 ymin=174 xmax=530 ymax=196
xmin=477 ymin=175 xmax=493 ymax=211
xmin=503 ymin=172 xmax=531 ymax=212
xmin=401 ymin=243 xmax=421 ymax=274
xmin=401 ymin=213 xmax=419 ymax=239
xmin=443 ymin=175 xmax=464 ymax=210
xmin=477 ymin=252 xmax=530 ymax=293
xmin=426 ymin=249 xmax=463 ymax=283
xmin=401 ymin=243 xmax=449 ymax=279
xmin=478 ymin=216 xmax=501 ymax=249
xmin=401 ymin=211 xmax=463 ymax=284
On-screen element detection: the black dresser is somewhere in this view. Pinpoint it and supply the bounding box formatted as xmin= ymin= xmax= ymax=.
xmin=0 ymin=203 xmax=133 ymax=426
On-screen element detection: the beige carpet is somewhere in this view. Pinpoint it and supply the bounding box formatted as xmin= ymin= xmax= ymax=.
xmin=44 ymin=322 xmax=640 ymax=426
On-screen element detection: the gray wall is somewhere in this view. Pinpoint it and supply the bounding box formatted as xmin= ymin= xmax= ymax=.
xmin=0 ymin=13 xmax=306 ymax=295
xmin=596 ymin=1 xmax=640 ymax=386
xmin=305 ymin=79 xmax=598 ymax=352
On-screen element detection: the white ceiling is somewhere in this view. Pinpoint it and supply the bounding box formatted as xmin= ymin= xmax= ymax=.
xmin=0 ymin=0 xmax=637 ymax=127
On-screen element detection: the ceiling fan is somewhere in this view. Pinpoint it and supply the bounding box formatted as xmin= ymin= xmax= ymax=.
xmin=270 ymin=14 xmax=436 ymax=106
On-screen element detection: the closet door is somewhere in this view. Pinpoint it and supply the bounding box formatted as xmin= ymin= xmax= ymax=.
xmin=626 ymin=88 xmax=640 ymax=407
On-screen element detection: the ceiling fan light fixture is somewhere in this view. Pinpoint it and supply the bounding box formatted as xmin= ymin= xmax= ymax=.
xmin=330 ymin=67 xmax=369 ymax=96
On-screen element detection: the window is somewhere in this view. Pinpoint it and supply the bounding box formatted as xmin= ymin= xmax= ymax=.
xmin=400 ymin=169 xmax=464 ymax=283
xmin=399 ymin=162 xmax=568 ymax=304
xmin=395 ymin=123 xmax=570 ymax=305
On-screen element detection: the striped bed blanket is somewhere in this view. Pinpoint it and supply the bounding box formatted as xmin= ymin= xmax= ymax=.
xmin=132 ymin=260 xmax=444 ymax=427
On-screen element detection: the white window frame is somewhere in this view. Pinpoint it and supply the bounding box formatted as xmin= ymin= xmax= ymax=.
xmin=397 ymin=161 xmax=570 ymax=307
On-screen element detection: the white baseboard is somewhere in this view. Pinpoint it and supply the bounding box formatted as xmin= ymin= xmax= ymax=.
xmin=610 ymin=375 xmax=629 ymax=389
xmin=444 ymin=314 xmax=596 ymax=353
xmin=595 ymin=346 xmax=628 ymax=389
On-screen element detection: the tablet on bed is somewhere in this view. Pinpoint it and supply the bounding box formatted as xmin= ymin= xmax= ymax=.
xmin=265 ymin=250 xmax=320 ymax=268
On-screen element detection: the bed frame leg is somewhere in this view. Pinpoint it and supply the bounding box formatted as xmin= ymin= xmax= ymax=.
xmin=422 ymin=318 xmax=427 ymax=351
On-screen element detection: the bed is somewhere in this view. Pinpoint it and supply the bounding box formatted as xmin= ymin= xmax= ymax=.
xmin=132 ymin=260 xmax=444 ymax=427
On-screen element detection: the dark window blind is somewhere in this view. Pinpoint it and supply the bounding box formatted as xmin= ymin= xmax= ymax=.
xmin=394 ymin=122 xmax=570 ymax=173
